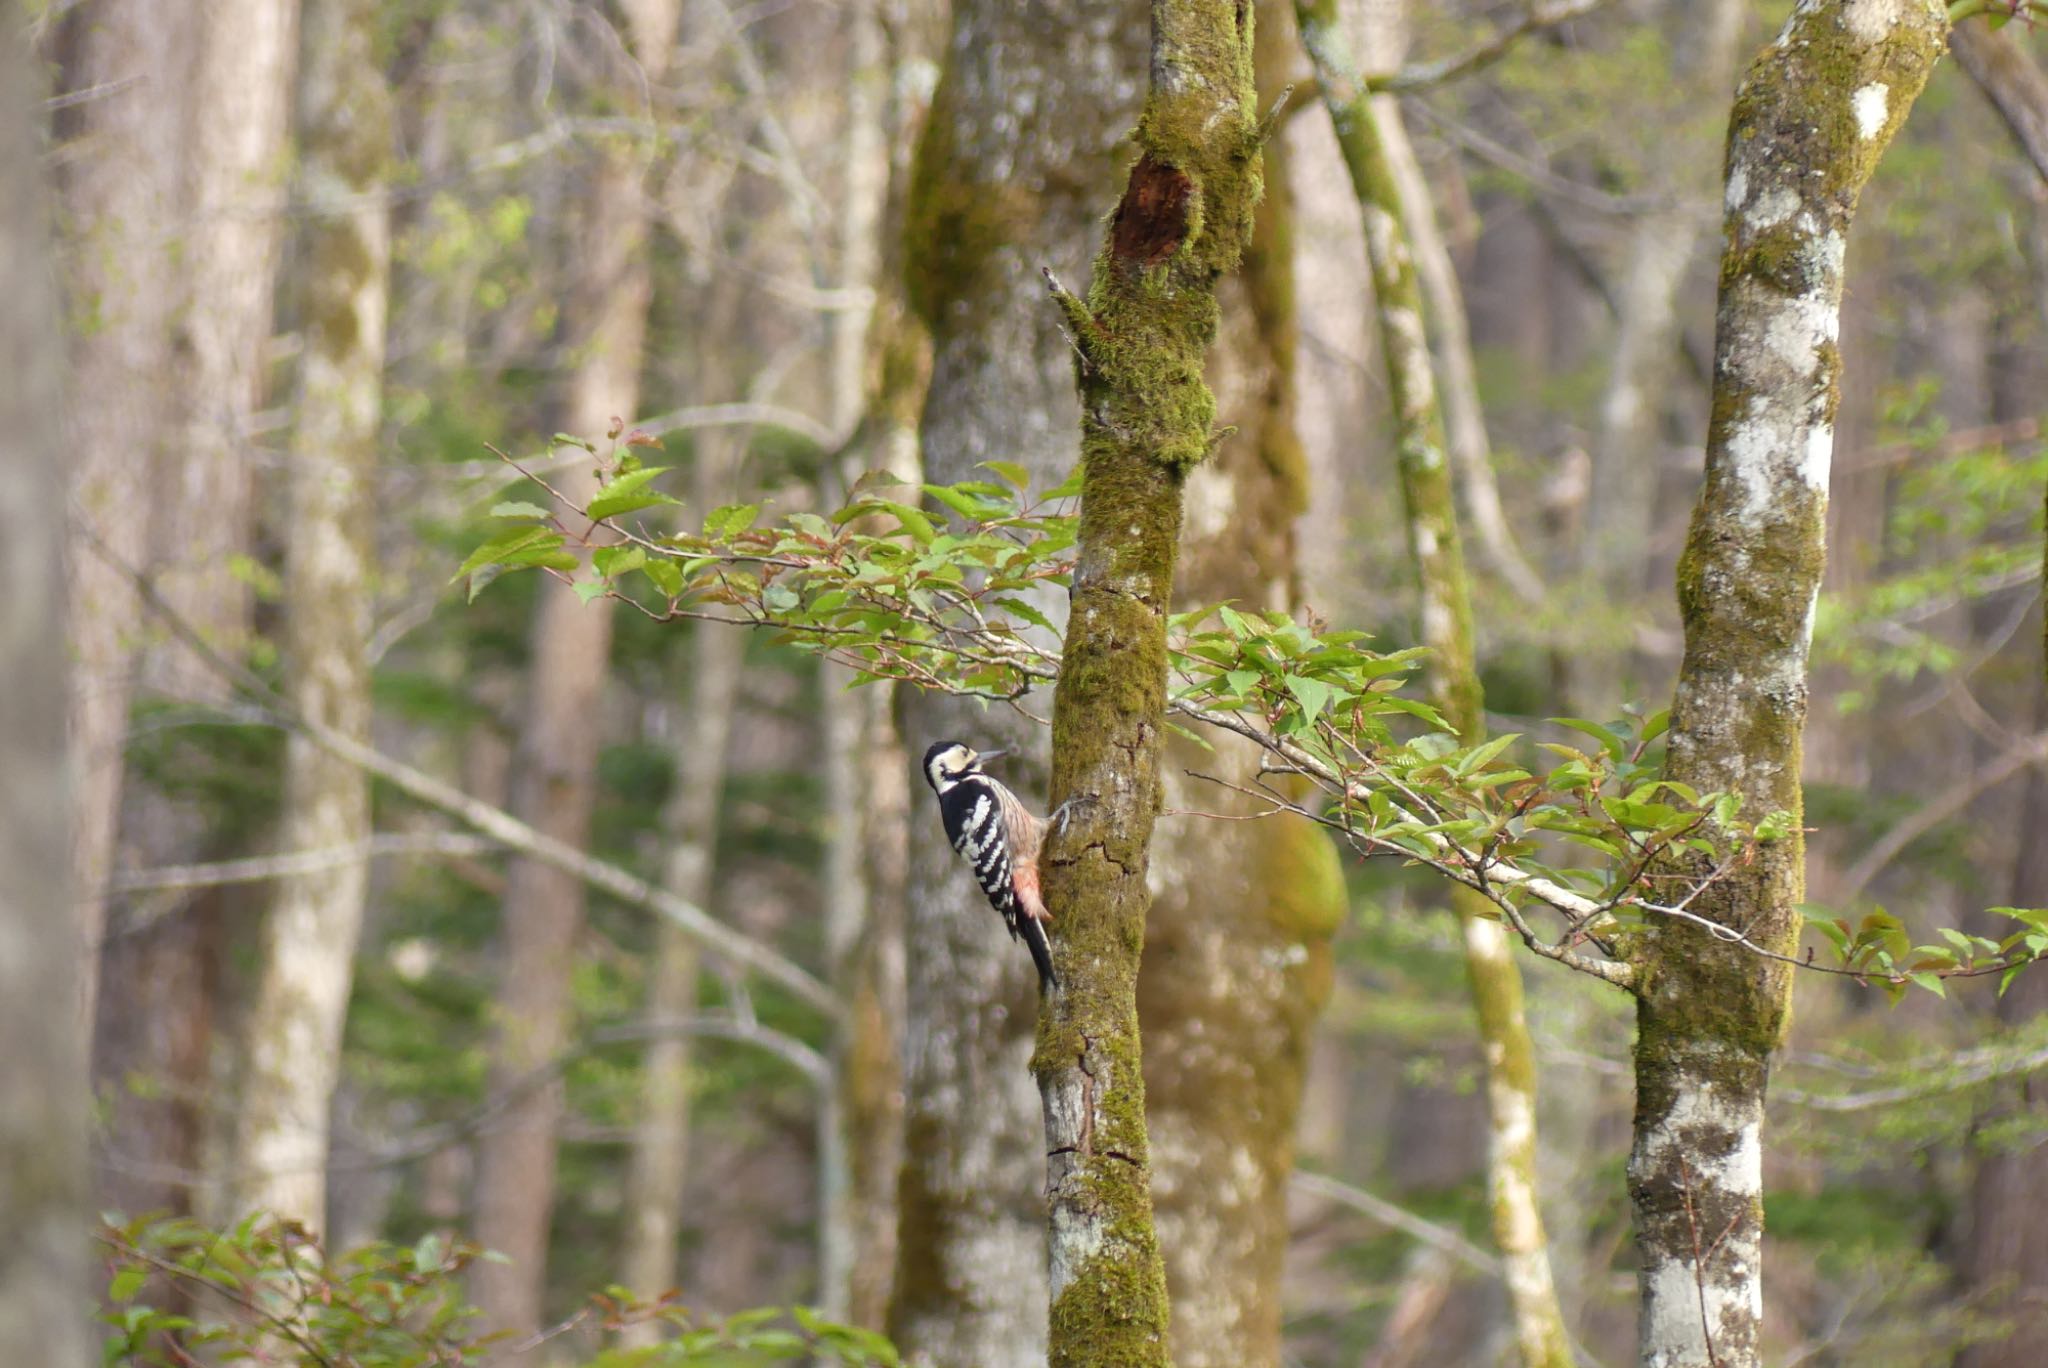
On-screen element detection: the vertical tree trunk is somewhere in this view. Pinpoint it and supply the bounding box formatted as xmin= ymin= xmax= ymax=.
xmin=471 ymin=0 xmax=680 ymax=1336
xmin=885 ymin=3 xmax=1143 ymax=1362
xmin=1139 ymin=8 xmax=1346 ymax=1363
xmin=61 ymin=0 xmax=194 ymax=1033
xmin=231 ymin=0 xmax=392 ymax=1231
xmin=91 ymin=0 xmax=297 ymax=1223
xmin=815 ymin=0 xmax=897 ymax=1316
xmin=1034 ymin=5 xmax=1266 ymax=1363
xmin=1581 ymin=0 xmax=1747 ymax=654
xmin=155 ymin=0 xmax=299 ymax=691
xmin=1638 ymin=6 xmax=1945 ymax=1365
xmin=1957 ymin=683 xmax=2048 ymax=1368
xmin=617 ymin=435 xmax=746 ymax=1336
xmin=1 ymin=20 xmax=90 ymax=1364
xmin=1296 ymin=5 xmax=1574 ymax=1362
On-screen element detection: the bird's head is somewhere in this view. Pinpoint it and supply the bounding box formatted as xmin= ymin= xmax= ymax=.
xmin=923 ymin=739 xmax=1003 ymax=794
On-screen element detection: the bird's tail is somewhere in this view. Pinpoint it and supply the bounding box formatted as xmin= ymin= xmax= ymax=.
xmin=1021 ymin=917 xmax=1057 ymax=993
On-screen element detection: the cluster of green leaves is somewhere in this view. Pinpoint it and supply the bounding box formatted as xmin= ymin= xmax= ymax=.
xmin=1804 ymin=906 xmax=2048 ymax=1001
xmin=100 ymin=1213 xmax=898 ymax=1367
xmin=460 ymin=449 xmax=2047 ymax=997
xmin=462 ymin=438 xmax=1077 ymax=700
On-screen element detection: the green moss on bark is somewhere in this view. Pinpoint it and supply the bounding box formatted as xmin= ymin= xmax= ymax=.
xmin=1035 ymin=4 xmax=1269 ymax=1364
xmin=1632 ymin=6 xmax=1949 ymax=1364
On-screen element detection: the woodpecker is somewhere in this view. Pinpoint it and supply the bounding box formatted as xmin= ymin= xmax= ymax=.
xmin=921 ymin=739 xmax=1065 ymax=992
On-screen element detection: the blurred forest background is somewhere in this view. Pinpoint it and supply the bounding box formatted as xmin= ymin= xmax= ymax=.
xmin=10 ymin=0 xmax=2048 ymax=1363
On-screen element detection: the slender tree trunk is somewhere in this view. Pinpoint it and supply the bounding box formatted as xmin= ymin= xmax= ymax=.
xmin=1581 ymin=0 xmax=1746 ymax=632
xmin=61 ymin=0 xmax=194 ymax=1035
xmin=472 ymin=0 xmax=679 ymax=1335
xmin=0 ymin=21 xmax=90 ymax=1363
xmin=617 ymin=445 xmax=746 ymax=1337
xmin=1033 ymin=5 xmax=1267 ymax=1363
xmin=1951 ymin=20 xmax=2048 ymax=186
xmin=1957 ymin=682 xmax=2048 ymax=1368
xmin=91 ymin=0 xmax=297 ymax=1223
xmin=1296 ymin=6 xmax=1574 ymax=1363
xmin=1139 ymin=8 xmax=1346 ymax=1363
xmin=885 ymin=2 xmax=1143 ymax=1361
xmin=1637 ymin=7 xmax=1945 ymax=1365
xmin=815 ymin=0 xmax=897 ymax=1316
xmin=231 ymin=0 xmax=392 ymax=1231
xmin=154 ymin=0 xmax=299 ymax=694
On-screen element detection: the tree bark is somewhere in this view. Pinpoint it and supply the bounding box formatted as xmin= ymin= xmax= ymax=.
xmin=0 ymin=19 xmax=90 ymax=1363
xmin=885 ymin=2 xmax=1143 ymax=1362
xmin=60 ymin=0 xmax=195 ymax=1035
xmin=471 ymin=0 xmax=679 ymax=1336
xmin=1958 ymin=683 xmax=2048 ymax=1368
xmin=1951 ymin=20 xmax=2048 ymax=186
xmin=1637 ymin=6 xmax=1946 ymax=1366
xmin=1138 ymin=8 xmax=1346 ymax=1363
xmin=231 ymin=0 xmax=392 ymax=1232
xmin=1033 ymin=5 xmax=1267 ymax=1363
xmin=618 ymin=442 xmax=746 ymax=1337
xmin=1297 ymin=5 xmax=1574 ymax=1363
xmin=154 ymin=0 xmax=299 ymax=696
xmin=89 ymin=0 xmax=297 ymax=1223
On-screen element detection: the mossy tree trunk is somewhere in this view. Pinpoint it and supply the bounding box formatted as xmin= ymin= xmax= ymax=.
xmin=0 ymin=21 xmax=90 ymax=1365
xmin=1034 ymin=4 xmax=1267 ymax=1364
xmin=1139 ymin=8 xmax=1346 ymax=1363
xmin=886 ymin=2 xmax=1144 ymax=1362
xmin=1295 ymin=6 xmax=1573 ymax=1364
xmin=1635 ymin=5 xmax=1946 ymax=1366
xmin=232 ymin=0 xmax=393 ymax=1231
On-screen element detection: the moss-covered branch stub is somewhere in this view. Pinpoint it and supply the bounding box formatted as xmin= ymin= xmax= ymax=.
xmin=1035 ymin=4 xmax=1267 ymax=1365
xmin=1632 ymin=5 xmax=1948 ymax=1366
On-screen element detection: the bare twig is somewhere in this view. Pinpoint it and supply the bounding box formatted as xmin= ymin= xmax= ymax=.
xmin=1369 ymin=0 xmax=1618 ymax=94
xmin=78 ymin=528 xmax=842 ymax=1020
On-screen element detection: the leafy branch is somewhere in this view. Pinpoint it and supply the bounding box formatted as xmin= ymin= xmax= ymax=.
xmin=459 ymin=446 xmax=2048 ymax=1000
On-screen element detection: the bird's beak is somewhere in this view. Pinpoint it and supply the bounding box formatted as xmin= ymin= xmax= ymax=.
xmin=978 ymin=749 xmax=1007 ymax=763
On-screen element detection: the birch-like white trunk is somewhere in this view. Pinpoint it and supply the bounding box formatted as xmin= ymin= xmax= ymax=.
xmin=233 ymin=0 xmax=393 ymax=1231
xmin=1638 ymin=6 xmax=1946 ymax=1365
xmin=1298 ymin=3 xmax=1574 ymax=1361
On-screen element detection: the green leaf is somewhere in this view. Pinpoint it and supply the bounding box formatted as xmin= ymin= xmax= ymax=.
xmin=589 ymin=466 xmax=680 ymax=520
xmin=1286 ymin=675 xmax=1333 ymax=724
xmin=763 ymin=583 xmax=801 ymax=613
xmin=1453 ymin=733 xmax=1520 ymax=776
xmin=1550 ymin=717 xmax=1626 ymax=760
xmin=641 ymin=558 xmax=684 ymax=598
xmin=456 ymin=526 xmax=566 ymax=580
xmin=1907 ymin=971 xmax=1946 ymax=998
xmin=706 ymin=503 xmax=762 ymax=539
xmin=983 ymin=460 xmax=1030 ymax=489
xmin=489 ymin=500 xmax=553 ymax=520
xmin=573 ymin=579 xmax=608 ymax=605
xmin=108 ymin=1268 xmax=146 ymax=1303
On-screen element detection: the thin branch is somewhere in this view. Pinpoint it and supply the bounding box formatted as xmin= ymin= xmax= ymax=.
xmin=101 ymin=832 xmax=500 ymax=896
xmin=1834 ymin=729 xmax=2048 ymax=906
xmin=635 ymin=400 xmax=836 ymax=446
xmin=1368 ymin=0 xmax=1618 ymax=94
xmin=78 ymin=528 xmax=842 ymax=1020
xmin=1775 ymin=1043 xmax=2048 ymax=1112
xmin=1292 ymin=1171 xmax=1502 ymax=1276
